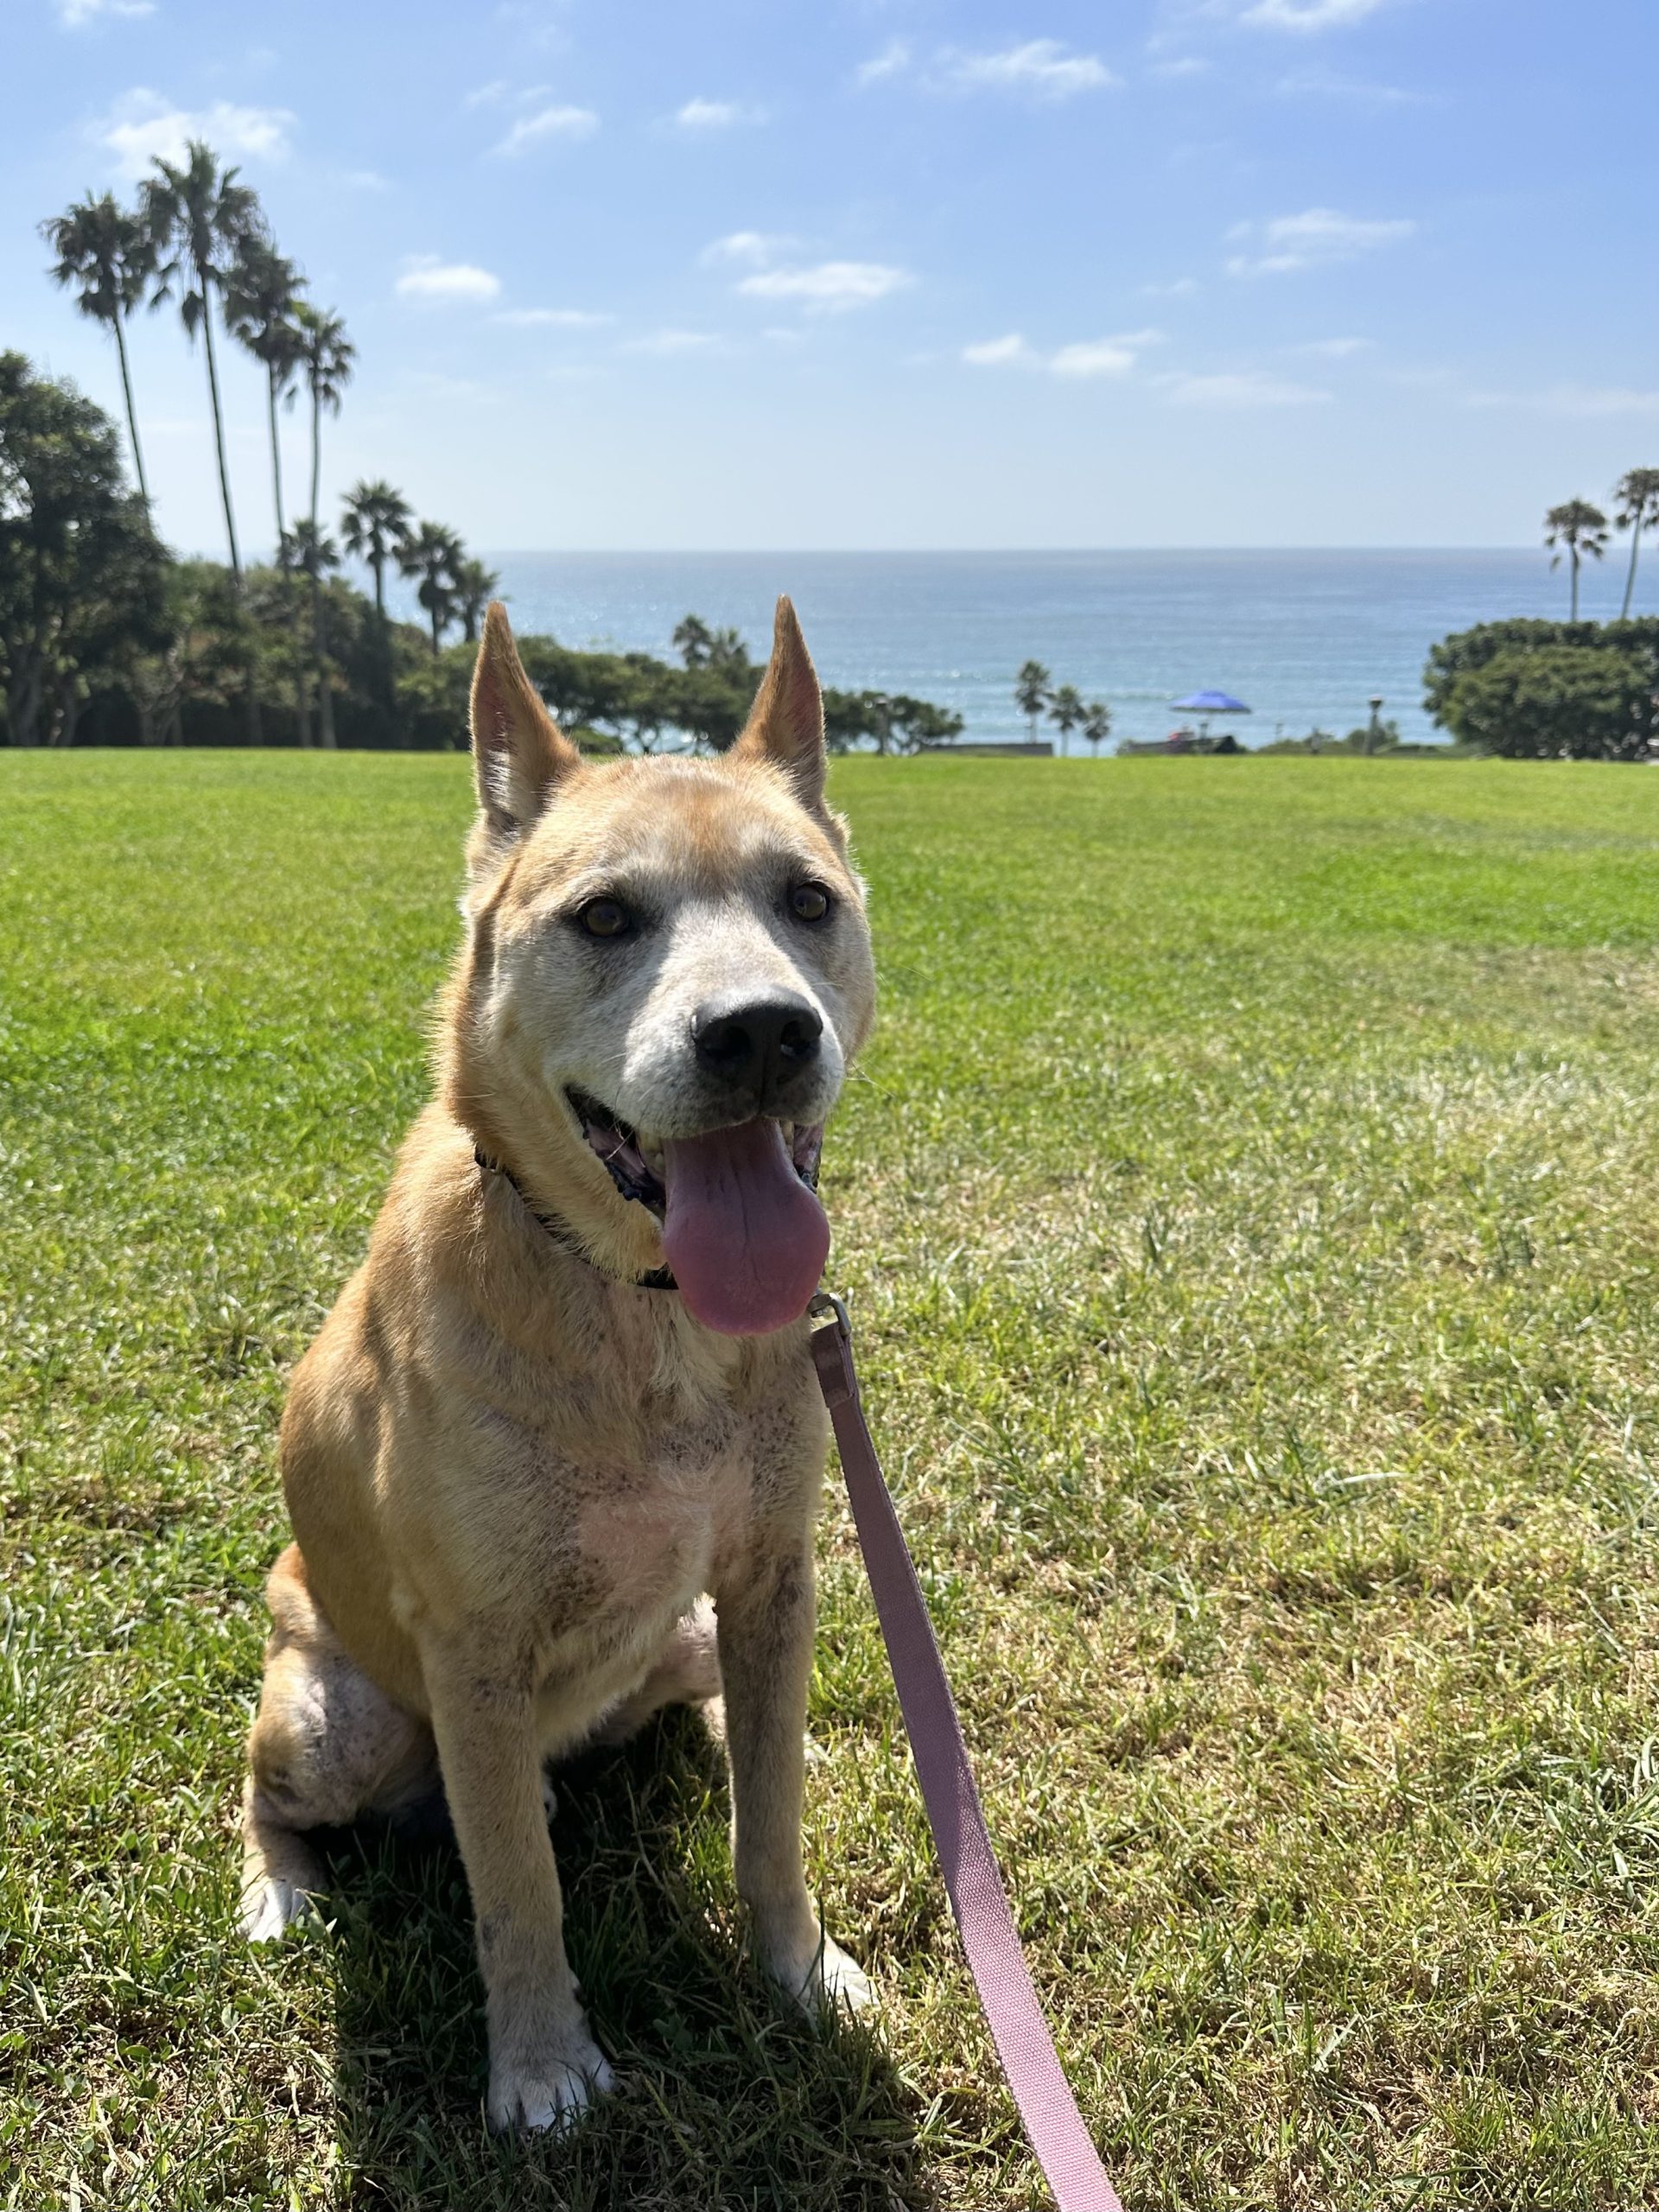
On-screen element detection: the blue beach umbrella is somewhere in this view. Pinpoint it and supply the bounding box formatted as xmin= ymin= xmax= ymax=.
xmin=1169 ymin=688 xmax=1252 ymax=742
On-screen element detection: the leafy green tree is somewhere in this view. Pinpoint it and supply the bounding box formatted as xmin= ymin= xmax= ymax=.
xmin=398 ymin=521 xmax=463 ymax=656
xmin=673 ymin=613 xmax=714 ymax=666
xmin=1544 ymin=499 xmax=1610 ymax=620
xmin=454 ymin=556 xmax=501 ymax=645
xmin=40 ymin=192 xmax=156 ymax=508
xmin=1048 ymin=681 xmax=1084 ymax=755
xmin=1614 ymin=468 xmax=1659 ymax=620
xmin=1082 ymin=701 xmax=1112 ymax=755
xmin=1440 ymin=641 xmax=1657 ymax=760
xmin=1015 ymin=658 xmax=1051 ymax=741
xmin=0 ymin=353 xmax=167 ymax=746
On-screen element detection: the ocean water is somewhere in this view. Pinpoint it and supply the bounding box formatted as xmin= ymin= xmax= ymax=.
xmin=415 ymin=550 xmax=1611 ymax=750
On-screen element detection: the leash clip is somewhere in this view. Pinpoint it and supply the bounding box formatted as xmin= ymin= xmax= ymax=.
xmin=808 ymin=1287 xmax=852 ymax=1339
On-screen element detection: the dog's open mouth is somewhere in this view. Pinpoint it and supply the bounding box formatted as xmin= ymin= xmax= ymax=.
xmin=568 ymin=1089 xmax=830 ymax=1336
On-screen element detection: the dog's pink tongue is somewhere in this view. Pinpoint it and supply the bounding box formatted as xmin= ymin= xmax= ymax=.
xmin=662 ymin=1118 xmax=830 ymax=1336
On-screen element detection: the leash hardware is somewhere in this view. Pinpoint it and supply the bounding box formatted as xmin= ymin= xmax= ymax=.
xmin=808 ymin=1287 xmax=851 ymax=1338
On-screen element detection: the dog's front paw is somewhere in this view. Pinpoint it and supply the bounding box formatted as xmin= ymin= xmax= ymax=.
xmin=487 ymin=2021 xmax=615 ymax=2133
xmin=770 ymin=1927 xmax=874 ymax=2018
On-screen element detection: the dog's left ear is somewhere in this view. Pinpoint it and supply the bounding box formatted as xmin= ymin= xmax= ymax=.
xmin=470 ymin=602 xmax=581 ymax=846
xmin=732 ymin=596 xmax=826 ymax=810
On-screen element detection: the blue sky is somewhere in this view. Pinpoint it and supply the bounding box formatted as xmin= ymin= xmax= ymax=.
xmin=9 ymin=0 xmax=1656 ymax=551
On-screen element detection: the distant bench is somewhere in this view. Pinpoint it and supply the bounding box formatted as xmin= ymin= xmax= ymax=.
xmin=917 ymin=741 xmax=1056 ymax=758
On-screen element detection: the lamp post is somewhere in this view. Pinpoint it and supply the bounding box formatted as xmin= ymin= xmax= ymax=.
xmin=1366 ymin=695 xmax=1384 ymax=755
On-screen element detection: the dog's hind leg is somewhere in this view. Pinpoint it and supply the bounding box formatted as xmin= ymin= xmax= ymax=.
xmin=241 ymin=1542 xmax=437 ymax=1942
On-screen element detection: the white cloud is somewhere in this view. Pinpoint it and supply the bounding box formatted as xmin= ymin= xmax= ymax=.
xmin=342 ymin=168 xmax=389 ymax=192
xmin=493 ymin=307 xmax=612 ymax=327
xmin=1465 ymin=385 xmax=1659 ymax=419
xmin=963 ymin=334 xmax=1038 ymax=367
xmin=1294 ymin=335 xmax=1372 ymax=358
xmin=466 ymin=79 xmax=511 ymax=107
xmin=858 ymin=39 xmax=911 ymax=85
xmin=1156 ymin=369 xmax=1332 ymax=407
xmin=1242 ymin=0 xmax=1392 ymax=29
xmin=963 ymin=328 xmax=1161 ymax=377
xmin=736 ymin=260 xmax=912 ymax=312
xmin=673 ymin=97 xmax=765 ymax=130
xmin=1141 ymin=276 xmax=1200 ymax=299
xmin=938 ymin=39 xmax=1117 ymax=98
xmin=396 ymin=256 xmax=501 ymax=303
xmin=1150 ymin=56 xmax=1211 ymax=78
xmin=58 ymin=0 xmax=154 ymax=22
xmin=1276 ymin=67 xmax=1424 ymax=102
xmin=491 ymin=102 xmax=598 ymax=155
xmin=96 ymin=88 xmax=295 ymax=176
xmin=623 ymin=328 xmax=722 ymax=355
xmin=701 ymin=230 xmax=795 ymax=268
xmin=1052 ymin=336 xmax=1142 ymax=378
xmin=1226 ymin=206 xmax=1414 ymax=276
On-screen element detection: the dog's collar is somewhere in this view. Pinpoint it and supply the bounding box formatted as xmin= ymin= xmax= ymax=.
xmin=474 ymin=1146 xmax=678 ymax=1292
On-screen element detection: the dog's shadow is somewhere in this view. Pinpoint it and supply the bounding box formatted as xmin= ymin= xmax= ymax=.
xmin=308 ymin=1709 xmax=934 ymax=2211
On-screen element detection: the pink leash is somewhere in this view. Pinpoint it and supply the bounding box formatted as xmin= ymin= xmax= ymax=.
xmin=809 ymin=1294 xmax=1125 ymax=2212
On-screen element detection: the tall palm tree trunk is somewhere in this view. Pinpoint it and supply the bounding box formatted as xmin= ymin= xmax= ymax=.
xmin=1570 ymin=551 xmax=1580 ymax=621
xmin=111 ymin=308 xmax=149 ymax=509
xmin=267 ymin=366 xmax=310 ymax=747
xmin=308 ymin=385 xmax=335 ymax=749
xmin=200 ymin=286 xmax=239 ymax=578
xmin=1622 ymin=523 xmax=1643 ymax=621
xmin=200 ymin=276 xmax=262 ymax=744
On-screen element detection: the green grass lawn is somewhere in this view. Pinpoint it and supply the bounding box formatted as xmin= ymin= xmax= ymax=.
xmin=10 ymin=750 xmax=1659 ymax=2211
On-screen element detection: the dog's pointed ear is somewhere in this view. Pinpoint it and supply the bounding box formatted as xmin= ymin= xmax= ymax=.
xmin=470 ymin=602 xmax=580 ymax=846
xmin=732 ymin=596 xmax=826 ymax=810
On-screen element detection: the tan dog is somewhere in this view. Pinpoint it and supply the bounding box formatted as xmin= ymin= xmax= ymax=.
xmin=240 ymin=597 xmax=877 ymax=2129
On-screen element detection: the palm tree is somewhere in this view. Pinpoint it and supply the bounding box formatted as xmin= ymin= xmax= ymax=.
xmin=1613 ymin=468 xmax=1659 ymax=620
xmin=341 ymin=480 xmax=413 ymax=723
xmin=1082 ymin=701 xmax=1112 ymax=756
xmin=454 ymin=557 xmax=502 ymax=645
xmin=291 ymin=304 xmax=353 ymax=748
xmin=224 ymin=238 xmax=307 ymax=739
xmin=398 ymin=522 xmax=464 ymax=656
xmin=41 ymin=190 xmax=156 ymax=506
xmin=288 ymin=520 xmax=341 ymax=749
xmin=1543 ymin=499 xmax=1610 ymax=620
xmin=1048 ymin=682 xmax=1084 ymax=756
xmin=1015 ymin=659 xmax=1051 ymax=741
xmin=293 ymin=304 xmax=353 ymax=539
xmin=223 ymin=236 xmax=305 ymax=548
xmin=340 ymin=480 xmax=413 ymax=626
xmin=142 ymin=142 xmax=264 ymax=580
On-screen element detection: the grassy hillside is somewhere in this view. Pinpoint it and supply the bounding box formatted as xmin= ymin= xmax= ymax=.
xmin=7 ymin=751 xmax=1659 ymax=2209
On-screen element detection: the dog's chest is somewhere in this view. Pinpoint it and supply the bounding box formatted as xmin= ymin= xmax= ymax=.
xmin=574 ymin=1421 xmax=750 ymax=1612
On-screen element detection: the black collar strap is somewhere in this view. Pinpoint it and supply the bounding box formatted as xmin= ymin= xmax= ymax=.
xmin=474 ymin=1147 xmax=678 ymax=1291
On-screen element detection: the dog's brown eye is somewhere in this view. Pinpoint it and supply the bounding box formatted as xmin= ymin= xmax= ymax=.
xmin=579 ymin=899 xmax=631 ymax=939
xmin=789 ymin=882 xmax=831 ymax=924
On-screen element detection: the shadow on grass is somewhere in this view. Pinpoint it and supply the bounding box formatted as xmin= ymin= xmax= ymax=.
xmin=308 ymin=1707 xmax=932 ymax=2211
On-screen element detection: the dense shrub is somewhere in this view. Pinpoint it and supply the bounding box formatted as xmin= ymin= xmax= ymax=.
xmin=1426 ymin=618 xmax=1659 ymax=759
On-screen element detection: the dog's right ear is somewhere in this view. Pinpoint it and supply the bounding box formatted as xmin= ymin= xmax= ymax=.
xmin=469 ymin=602 xmax=580 ymax=851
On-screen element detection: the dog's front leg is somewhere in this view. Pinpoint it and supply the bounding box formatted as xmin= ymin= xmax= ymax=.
xmin=426 ymin=1649 xmax=613 ymax=2130
xmin=716 ymin=1539 xmax=873 ymax=2015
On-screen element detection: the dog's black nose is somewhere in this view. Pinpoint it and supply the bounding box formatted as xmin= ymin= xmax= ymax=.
xmin=692 ymin=991 xmax=823 ymax=1097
